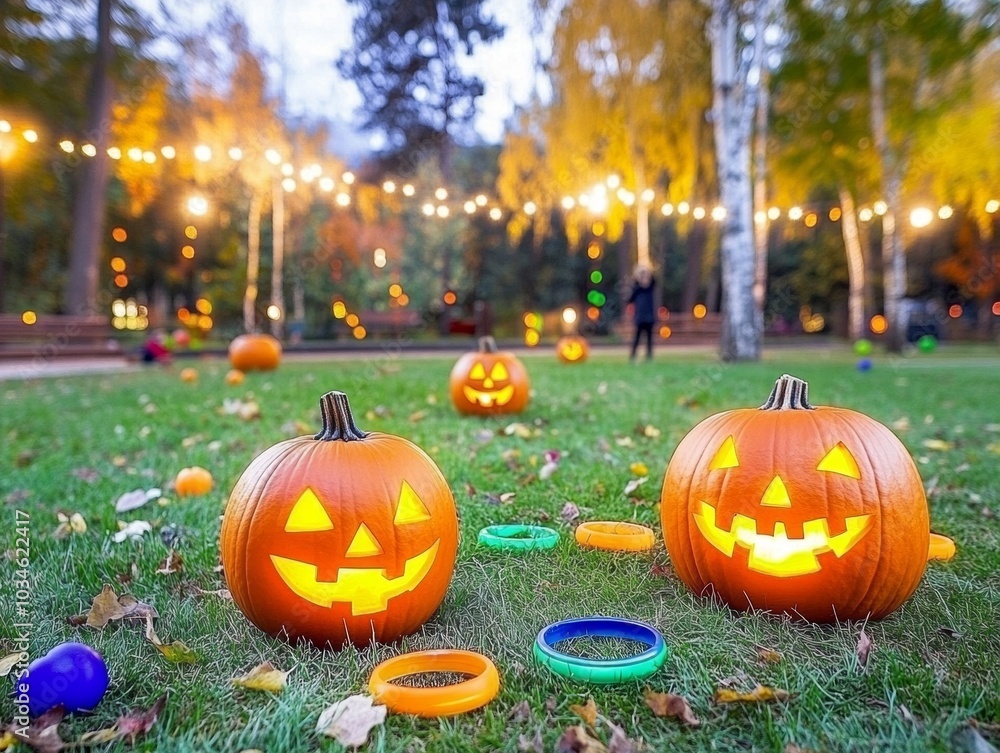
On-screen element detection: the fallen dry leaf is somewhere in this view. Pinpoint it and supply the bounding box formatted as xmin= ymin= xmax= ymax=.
xmin=561 ymin=502 xmax=581 ymax=522
xmin=232 ymin=662 xmax=289 ymax=694
xmin=316 ymin=695 xmax=387 ymax=748
xmin=70 ymin=467 xmax=100 ymax=483
xmin=8 ymin=706 xmax=66 ymax=753
xmin=939 ymin=627 xmax=963 ymax=640
xmin=856 ymin=629 xmax=873 ymax=670
xmin=714 ymin=684 xmax=789 ymax=704
xmin=0 ymin=652 xmax=24 ymax=677
xmin=570 ymin=697 xmax=598 ymax=727
xmin=192 ymin=586 xmax=233 ymax=600
xmin=607 ymin=724 xmax=639 ymax=753
xmin=113 ymin=520 xmax=152 ymax=543
xmin=508 ymin=700 xmax=531 ymax=723
xmin=755 ymin=645 xmax=783 ymax=664
xmin=623 ymin=477 xmax=648 ymax=497
xmin=114 ymin=488 xmax=161 ymax=513
xmin=153 ymin=640 xmax=198 ymax=664
xmin=629 ymin=462 xmax=649 ymax=476
xmin=555 ymin=725 xmax=606 ymax=753
xmin=408 ymin=409 xmax=428 ymax=423
xmin=53 ymin=512 xmax=87 ymax=539
xmin=642 ymin=424 xmax=661 ymax=438
xmin=115 ymin=694 xmax=167 ymax=743
xmin=518 ymin=729 xmax=544 ymax=753
xmin=155 ymin=550 xmax=183 ymax=575
xmin=505 ymin=422 xmax=534 ymax=439
xmin=921 ymin=438 xmax=952 ymax=451
xmin=644 ymin=690 xmax=700 ymax=727
xmin=81 ymin=584 xmax=158 ymax=628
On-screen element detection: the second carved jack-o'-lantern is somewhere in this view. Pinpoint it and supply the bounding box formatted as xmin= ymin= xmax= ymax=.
xmin=449 ymin=336 xmax=530 ymax=415
xmin=220 ymin=391 xmax=459 ymax=647
xmin=556 ymin=335 xmax=589 ymax=364
xmin=661 ymin=374 xmax=930 ymax=622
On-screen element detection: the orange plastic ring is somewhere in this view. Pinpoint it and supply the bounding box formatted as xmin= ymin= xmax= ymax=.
xmin=928 ymin=532 xmax=956 ymax=561
xmin=575 ymin=521 xmax=655 ymax=552
xmin=368 ymin=649 xmax=500 ymax=717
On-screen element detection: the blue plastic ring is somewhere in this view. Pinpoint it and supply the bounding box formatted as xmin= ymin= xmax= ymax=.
xmin=533 ymin=616 xmax=668 ymax=684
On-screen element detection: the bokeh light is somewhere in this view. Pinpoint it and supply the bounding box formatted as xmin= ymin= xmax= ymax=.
xmin=948 ymin=304 xmax=963 ymax=318
xmin=869 ymin=315 xmax=888 ymax=334
xmin=562 ymin=307 xmax=577 ymax=325
xmin=524 ymin=329 xmax=540 ymax=347
xmin=332 ymin=301 xmax=347 ymax=318
xmin=266 ymin=305 xmax=281 ymax=320
xmin=443 ymin=291 xmax=457 ymax=305
xmin=21 ymin=311 xmax=36 ymax=325
xmin=181 ymin=245 xmax=195 ymax=259
xmin=346 ymin=313 xmax=360 ymax=327
xmin=692 ymin=304 xmax=707 ymax=319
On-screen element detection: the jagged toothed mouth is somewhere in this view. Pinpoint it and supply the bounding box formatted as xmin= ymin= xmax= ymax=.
xmin=693 ymin=501 xmax=873 ymax=577
xmin=463 ymin=384 xmax=514 ymax=407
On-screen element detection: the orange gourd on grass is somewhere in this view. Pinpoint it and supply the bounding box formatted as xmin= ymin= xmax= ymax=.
xmin=449 ymin=337 xmax=530 ymax=415
xmin=220 ymin=391 xmax=459 ymax=647
xmin=661 ymin=374 xmax=929 ymax=622
xmin=556 ymin=335 xmax=589 ymax=364
xmin=175 ymin=466 xmax=213 ymax=497
xmin=229 ymin=334 xmax=281 ymax=372
xmin=225 ymin=369 xmax=245 ymax=386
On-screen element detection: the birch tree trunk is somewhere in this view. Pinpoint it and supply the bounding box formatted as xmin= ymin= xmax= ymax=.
xmin=243 ymin=193 xmax=262 ymax=333
xmin=270 ymin=178 xmax=284 ymax=340
xmin=752 ymin=65 xmax=770 ymax=326
xmin=869 ymin=40 xmax=907 ymax=351
xmin=64 ymin=0 xmax=114 ymax=315
xmin=838 ymin=187 xmax=866 ymax=341
xmin=710 ymin=0 xmax=761 ymax=361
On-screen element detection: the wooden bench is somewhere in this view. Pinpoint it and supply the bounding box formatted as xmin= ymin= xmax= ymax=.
xmin=614 ymin=312 xmax=723 ymax=344
xmin=0 ymin=315 xmax=122 ymax=360
xmin=352 ymin=310 xmax=424 ymax=339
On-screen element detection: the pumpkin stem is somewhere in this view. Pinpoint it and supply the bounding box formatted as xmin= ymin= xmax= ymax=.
xmin=478 ymin=336 xmax=499 ymax=353
xmin=760 ymin=374 xmax=814 ymax=410
xmin=315 ymin=391 xmax=368 ymax=441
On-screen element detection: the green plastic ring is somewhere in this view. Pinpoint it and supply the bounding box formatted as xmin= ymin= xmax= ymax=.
xmin=533 ymin=617 xmax=669 ymax=684
xmin=477 ymin=524 xmax=560 ymax=551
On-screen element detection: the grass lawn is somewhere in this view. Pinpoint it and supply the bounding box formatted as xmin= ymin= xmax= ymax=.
xmin=2 ymin=345 xmax=999 ymax=752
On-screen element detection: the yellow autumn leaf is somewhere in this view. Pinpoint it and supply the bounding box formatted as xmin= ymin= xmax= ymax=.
xmin=154 ymin=640 xmax=198 ymax=663
xmin=714 ymin=684 xmax=789 ymax=704
xmin=569 ymin=697 xmax=598 ymax=726
xmin=232 ymin=661 xmax=290 ymax=693
xmin=921 ymin=439 xmax=952 ymax=451
xmin=629 ymin=462 xmax=649 ymax=476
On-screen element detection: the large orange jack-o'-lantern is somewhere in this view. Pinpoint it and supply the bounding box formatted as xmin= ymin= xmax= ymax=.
xmin=661 ymin=374 xmax=930 ymax=622
xmin=556 ymin=335 xmax=589 ymax=364
xmin=449 ymin=337 xmax=530 ymax=415
xmin=220 ymin=391 xmax=459 ymax=647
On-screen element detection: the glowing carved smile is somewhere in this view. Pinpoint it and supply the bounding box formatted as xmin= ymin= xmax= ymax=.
xmin=270 ymin=540 xmax=441 ymax=615
xmin=463 ymin=384 xmax=514 ymax=407
xmin=693 ymin=501 xmax=872 ymax=577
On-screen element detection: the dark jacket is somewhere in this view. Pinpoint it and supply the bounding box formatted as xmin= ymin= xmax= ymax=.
xmin=628 ymin=278 xmax=657 ymax=325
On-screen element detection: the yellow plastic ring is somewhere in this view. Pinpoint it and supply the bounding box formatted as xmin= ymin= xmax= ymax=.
xmin=575 ymin=521 xmax=655 ymax=552
xmin=928 ymin=532 xmax=956 ymax=561
xmin=368 ymin=649 xmax=500 ymax=717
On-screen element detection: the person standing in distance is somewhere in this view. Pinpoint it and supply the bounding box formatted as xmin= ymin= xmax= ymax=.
xmin=628 ymin=264 xmax=656 ymax=362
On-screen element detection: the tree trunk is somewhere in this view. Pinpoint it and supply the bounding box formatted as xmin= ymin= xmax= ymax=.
xmin=636 ymin=199 xmax=650 ymax=268
xmin=0 ymin=161 xmax=6 ymax=313
xmin=838 ymin=188 xmax=866 ymax=342
xmin=869 ymin=41 xmax=907 ymax=351
xmin=244 ymin=192 xmax=262 ymax=332
xmin=270 ymin=178 xmax=284 ymax=339
xmin=752 ymin=66 xmax=770 ymax=325
xmin=710 ymin=0 xmax=761 ymax=361
xmin=63 ymin=0 xmax=114 ymax=315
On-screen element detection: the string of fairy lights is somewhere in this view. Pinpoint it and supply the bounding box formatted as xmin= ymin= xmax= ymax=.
xmin=5 ymin=115 xmax=1000 ymax=343
xmin=4 ymin=117 xmax=999 ymax=227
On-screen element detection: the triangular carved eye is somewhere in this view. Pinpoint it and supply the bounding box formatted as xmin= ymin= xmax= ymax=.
xmin=817 ymin=442 xmax=861 ymax=479
xmin=490 ymin=362 xmax=509 ymax=380
xmin=394 ymin=481 xmax=432 ymax=525
xmin=709 ymin=436 xmax=739 ymax=470
xmin=285 ymin=488 xmax=334 ymax=532
xmin=469 ymin=362 xmax=486 ymax=380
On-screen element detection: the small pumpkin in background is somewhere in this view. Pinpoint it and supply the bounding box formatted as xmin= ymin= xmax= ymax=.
xmin=175 ymin=466 xmax=213 ymax=497
xmin=225 ymin=369 xmax=245 ymax=386
xmin=229 ymin=333 xmax=282 ymax=372
xmin=449 ymin=336 xmax=530 ymax=415
xmin=220 ymin=391 xmax=459 ymax=647
xmin=661 ymin=374 xmax=930 ymax=623
xmin=179 ymin=367 xmax=198 ymax=382
xmin=556 ymin=335 xmax=589 ymax=364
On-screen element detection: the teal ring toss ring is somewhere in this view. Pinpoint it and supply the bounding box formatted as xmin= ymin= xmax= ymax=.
xmin=478 ymin=524 xmax=560 ymax=551
xmin=533 ymin=616 xmax=668 ymax=684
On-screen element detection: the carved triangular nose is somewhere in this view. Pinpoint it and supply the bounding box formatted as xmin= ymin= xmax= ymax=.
xmin=760 ymin=476 xmax=791 ymax=507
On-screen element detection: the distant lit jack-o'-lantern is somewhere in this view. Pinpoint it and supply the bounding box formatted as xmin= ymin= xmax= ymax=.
xmin=229 ymin=333 xmax=282 ymax=372
xmin=220 ymin=391 xmax=459 ymax=647
xmin=661 ymin=374 xmax=930 ymax=622
xmin=449 ymin=336 xmax=530 ymax=415
xmin=556 ymin=335 xmax=589 ymax=364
